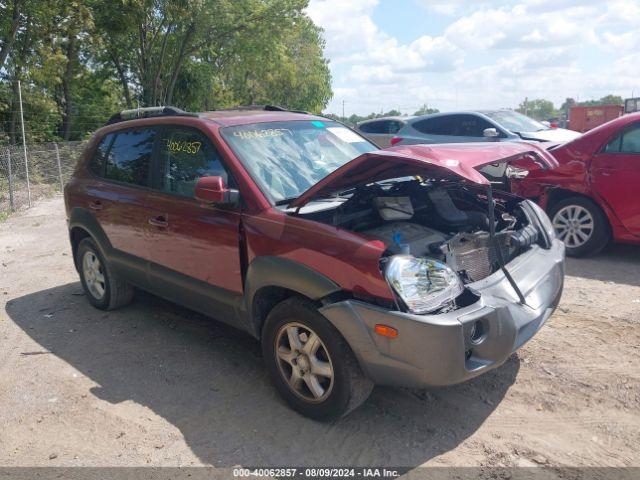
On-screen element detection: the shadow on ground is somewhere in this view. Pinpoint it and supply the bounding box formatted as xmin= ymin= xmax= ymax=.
xmin=6 ymin=283 xmax=519 ymax=467
xmin=565 ymin=243 xmax=640 ymax=287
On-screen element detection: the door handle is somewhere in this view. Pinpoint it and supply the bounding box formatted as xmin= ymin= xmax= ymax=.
xmin=89 ymin=200 xmax=103 ymax=210
xmin=148 ymin=215 xmax=168 ymax=228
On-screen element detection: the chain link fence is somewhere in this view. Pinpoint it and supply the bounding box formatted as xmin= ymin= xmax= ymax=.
xmin=0 ymin=141 xmax=86 ymax=216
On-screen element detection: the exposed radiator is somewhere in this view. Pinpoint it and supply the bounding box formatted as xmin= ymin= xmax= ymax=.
xmin=443 ymin=231 xmax=523 ymax=282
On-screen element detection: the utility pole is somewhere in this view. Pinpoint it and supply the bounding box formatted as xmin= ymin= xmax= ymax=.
xmin=18 ymin=80 xmax=31 ymax=207
xmin=342 ymin=100 xmax=345 ymax=120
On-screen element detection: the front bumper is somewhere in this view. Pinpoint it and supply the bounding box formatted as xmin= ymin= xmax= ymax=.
xmin=320 ymin=239 xmax=565 ymax=388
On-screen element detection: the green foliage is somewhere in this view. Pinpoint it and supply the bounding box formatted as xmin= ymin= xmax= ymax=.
xmin=516 ymin=98 xmax=556 ymax=120
xmin=413 ymin=104 xmax=439 ymax=116
xmin=519 ymin=95 xmax=625 ymax=121
xmin=0 ymin=0 xmax=332 ymax=144
xmin=577 ymin=95 xmax=624 ymax=107
xmin=329 ymin=109 xmax=406 ymax=127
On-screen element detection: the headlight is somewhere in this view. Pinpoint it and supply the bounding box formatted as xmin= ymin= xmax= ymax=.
xmin=384 ymin=255 xmax=464 ymax=314
xmin=526 ymin=200 xmax=556 ymax=240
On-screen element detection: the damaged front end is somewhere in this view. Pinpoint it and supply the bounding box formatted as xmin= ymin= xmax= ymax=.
xmin=287 ymin=142 xmax=559 ymax=315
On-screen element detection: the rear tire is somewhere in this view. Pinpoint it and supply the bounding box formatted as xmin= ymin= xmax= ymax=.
xmin=76 ymin=237 xmax=134 ymax=310
xmin=548 ymin=196 xmax=610 ymax=257
xmin=262 ymin=297 xmax=373 ymax=421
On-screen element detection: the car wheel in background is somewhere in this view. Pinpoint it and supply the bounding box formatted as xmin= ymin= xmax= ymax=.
xmin=548 ymin=197 xmax=610 ymax=257
xmin=76 ymin=237 xmax=134 ymax=310
xmin=262 ymin=297 xmax=373 ymax=421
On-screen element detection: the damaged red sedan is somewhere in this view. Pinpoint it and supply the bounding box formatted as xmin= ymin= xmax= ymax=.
xmin=512 ymin=112 xmax=640 ymax=256
xmin=64 ymin=106 xmax=565 ymax=420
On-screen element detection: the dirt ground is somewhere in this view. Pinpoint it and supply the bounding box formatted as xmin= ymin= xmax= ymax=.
xmin=0 ymin=195 xmax=639 ymax=469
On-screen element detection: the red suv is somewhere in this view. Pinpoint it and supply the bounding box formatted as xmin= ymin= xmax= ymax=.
xmin=512 ymin=112 xmax=640 ymax=256
xmin=64 ymin=106 xmax=565 ymax=420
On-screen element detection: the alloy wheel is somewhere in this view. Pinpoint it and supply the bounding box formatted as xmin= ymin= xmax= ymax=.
xmin=275 ymin=322 xmax=335 ymax=403
xmin=552 ymin=205 xmax=594 ymax=248
xmin=82 ymin=251 xmax=106 ymax=300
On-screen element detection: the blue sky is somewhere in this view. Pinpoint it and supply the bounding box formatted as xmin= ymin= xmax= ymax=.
xmin=307 ymin=0 xmax=640 ymax=116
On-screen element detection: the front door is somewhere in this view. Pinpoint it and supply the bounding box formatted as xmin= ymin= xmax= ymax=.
xmin=591 ymin=122 xmax=640 ymax=236
xmin=145 ymin=125 xmax=243 ymax=320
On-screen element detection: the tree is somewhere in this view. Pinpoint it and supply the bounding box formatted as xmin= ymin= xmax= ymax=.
xmin=0 ymin=0 xmax=23 ymax=69
xmin=413 ymin=104 xmax=439 ymax=116
xmin=516 ymin=98 xmax=556 ymax=120
xmin=578 ymin=95 xmax=623 ymax=107
xmin=0 ymin=0 xmax=333 ymax=144
xmin=90 ymin=0 xmax=330 ymax=110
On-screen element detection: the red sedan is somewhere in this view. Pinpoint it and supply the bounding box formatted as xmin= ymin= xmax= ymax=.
xmin=512 ymin=112 xmax=640 ymax=256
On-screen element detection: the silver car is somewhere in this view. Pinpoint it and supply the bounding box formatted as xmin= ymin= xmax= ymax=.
xmin=356 ymin=116 xmax=414 ymax=147
xmin=393 ymin=110 xmax=581 ymax=146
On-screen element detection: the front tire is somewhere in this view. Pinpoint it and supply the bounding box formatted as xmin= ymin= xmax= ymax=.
xmin=262 ymin=297 xmax=373 ymax=421
xmin=548 ymin=196 xmax=610 ymax=257
xmin=76 ymin=237 xmax=134 ymax=310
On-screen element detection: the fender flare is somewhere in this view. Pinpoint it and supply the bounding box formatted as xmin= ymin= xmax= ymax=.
xmin=68 ymin=207 xmax=113 ymax=264
xmin=243 ymin=256 xmax=341 ymax=336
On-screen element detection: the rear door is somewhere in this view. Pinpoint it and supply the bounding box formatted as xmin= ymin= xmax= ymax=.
xmin=591 ymin=122 xmax=640 ymax=236
xmin=86 ymin=128 xmax=157 ymax=281
xmin=145 ymin=124 xmax=243 ymax=311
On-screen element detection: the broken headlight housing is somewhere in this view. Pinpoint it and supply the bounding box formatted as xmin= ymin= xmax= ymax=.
xmin=526 ymin=200 xmax=556 ymax=242
xmin=385 ymin=255 xmax=464 ymax=314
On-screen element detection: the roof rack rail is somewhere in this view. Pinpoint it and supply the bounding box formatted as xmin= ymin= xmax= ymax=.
xmin=106 ymin=106 xmax=198 ymax=125
xmin=217 ymin=104 xmax=309 ymax=115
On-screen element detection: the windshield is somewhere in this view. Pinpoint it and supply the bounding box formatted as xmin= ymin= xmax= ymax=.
xmin=221 ymin=120 xmax=377 ymax=203
xmin=483 ymin=110 xmax=548 ymax=133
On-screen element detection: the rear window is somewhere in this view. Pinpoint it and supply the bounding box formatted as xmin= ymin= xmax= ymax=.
xmin=359 ymin=120 xmax=402 ymax=134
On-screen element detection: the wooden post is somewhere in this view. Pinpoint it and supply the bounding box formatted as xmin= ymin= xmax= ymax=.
xmin=18 ymin=80 xmax=31 ymax=207
xmin=54 ymin=143 xmax=64 ymax=192
xmin=6 ymin=148 xmax=15 ymax=211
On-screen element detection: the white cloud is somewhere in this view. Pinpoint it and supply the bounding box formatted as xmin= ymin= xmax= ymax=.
xmin=307 ymin=0 xmax=640 ymax=115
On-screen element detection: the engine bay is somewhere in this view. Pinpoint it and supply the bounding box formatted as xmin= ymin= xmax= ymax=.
xmin=295 ymin=178 xmax=542 ymax=285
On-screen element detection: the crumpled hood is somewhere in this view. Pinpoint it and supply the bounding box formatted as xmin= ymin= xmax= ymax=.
xmin=517 ymin=128 xmax=581 ymax=142
xmin=289 ymin=142 xmax=558 ymax=208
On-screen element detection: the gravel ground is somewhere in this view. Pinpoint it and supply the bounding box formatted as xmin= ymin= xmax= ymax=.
xmin=0 ymin=196 xmax=639 ymax=469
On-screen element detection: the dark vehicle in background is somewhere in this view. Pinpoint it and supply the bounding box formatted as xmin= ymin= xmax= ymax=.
xmin=512 ymin=112 xmax=640 ymax=256
xmin=356 ymin=116 xmax=413 ymax=147
xmin=64 ymin=106 xmax=564 ymax=420
xmin=625 ymin=97 xmax=640 ymax=114
xmin=391 ymin=110 xmax=581 ymax=147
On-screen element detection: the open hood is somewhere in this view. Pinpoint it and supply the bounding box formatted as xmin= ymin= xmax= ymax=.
xmin=289 ymin=142 xmax=558 ymax=209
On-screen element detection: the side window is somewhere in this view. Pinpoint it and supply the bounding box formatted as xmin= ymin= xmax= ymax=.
xmin=388 ymin=121 xmax=402 ymax=134
xmin=603 ymin=124 xmax=640 ymax=154
xmin=454 ymin=115 xmax=493 ymax=137
xmin=413 ymin=116 xmax=455 ymax=136
xmin=89 ymin=133 xmax=115 ymax=176
xmin=359 ymin=121 xmax=387 ymax=134
xmin=157 ymin=126 xmax=234 ymax=197
xmin=104 ymin=128 xmax=155 ymax=186
xmin=604 ymin=134 xmax=622 ymax=153
xmin=621 ymin=125 xmax=640 ymax=154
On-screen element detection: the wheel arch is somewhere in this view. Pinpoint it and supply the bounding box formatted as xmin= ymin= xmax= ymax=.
xmin=243 ymin=256 xmax=342 ymax=338
xmin=68 ymin=207 xmax=112 ymax=269
xmin=544 ymin=187 xmax=613 ymax=230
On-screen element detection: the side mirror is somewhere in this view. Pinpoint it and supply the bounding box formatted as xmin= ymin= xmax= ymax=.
xmin=483 ymin=127 xmax=500 ymax=138
xmin=194 ymin=176 xmax=239 ymax=205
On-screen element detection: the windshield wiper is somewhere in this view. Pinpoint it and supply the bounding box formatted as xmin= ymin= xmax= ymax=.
xmin=275 ymin=197 xmax=298 ymax=206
